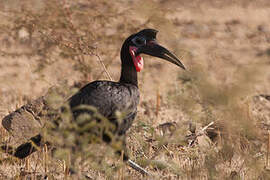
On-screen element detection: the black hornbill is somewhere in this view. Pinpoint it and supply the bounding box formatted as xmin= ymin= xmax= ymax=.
xmin=69 ymin=29 xmax=185 ymax=135
xmin=68 ymin=29 xmax=185 ymax=156
xmin=2 ymin=29 xmax=185 ymax=171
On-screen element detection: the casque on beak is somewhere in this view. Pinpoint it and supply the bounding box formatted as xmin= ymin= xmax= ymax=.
xmin=136 ymin=40 xmax=186 ymax=70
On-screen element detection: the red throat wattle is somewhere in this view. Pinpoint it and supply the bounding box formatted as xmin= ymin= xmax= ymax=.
xmin=129 ymin=46 xmax=144 ymax=72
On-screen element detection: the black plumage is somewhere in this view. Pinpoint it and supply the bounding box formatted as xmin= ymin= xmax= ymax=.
xmin=69 ymin=81 xmax=139 ymax=136
xmin=2 ymin=29 xmax=185 ymax=160
xmin=69 ymin=29 xmax=185 ymax=138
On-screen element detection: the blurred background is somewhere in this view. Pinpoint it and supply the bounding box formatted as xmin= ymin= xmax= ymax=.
xmin=0 ymin=0 xmax=270 ymax=179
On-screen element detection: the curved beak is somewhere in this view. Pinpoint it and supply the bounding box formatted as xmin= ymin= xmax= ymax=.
xmin=137 ymin=41 xmax=186 ymax=70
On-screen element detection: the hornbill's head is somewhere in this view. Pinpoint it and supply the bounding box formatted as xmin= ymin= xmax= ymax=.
xmin=122 ymin=29 xmax=186 ymax=72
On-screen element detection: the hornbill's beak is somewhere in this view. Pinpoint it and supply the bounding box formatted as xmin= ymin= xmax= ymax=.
xmin=137 ymin=41 xmax=186 ymax=70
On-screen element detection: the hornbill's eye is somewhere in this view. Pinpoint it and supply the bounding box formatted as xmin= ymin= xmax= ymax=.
xmin=132 ymin=36 xmax=146 ymax=46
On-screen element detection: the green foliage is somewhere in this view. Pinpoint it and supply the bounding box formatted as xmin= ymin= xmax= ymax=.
xmin=42 ymin=88 xmax=128 ymax=177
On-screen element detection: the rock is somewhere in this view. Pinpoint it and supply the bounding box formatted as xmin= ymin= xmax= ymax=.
xmin=1 ymin=86 xmax=70 ymax=158
xmin=257 ymin=24 xmax=269 ymax=33
xmin=158 ymin=122 xmax=177 ymax=136
xmin=252 ymin=95 xmax=270 ymax=131
xmin=1 ymin=96 xmax=48 ymax=146
xmin=197 ymin=134 xmax=212 ymax=149
xmin=18 ymin=27 xmax=31 ymax=44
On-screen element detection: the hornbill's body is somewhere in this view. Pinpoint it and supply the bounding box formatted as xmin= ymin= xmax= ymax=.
xmin=69 ymin=81 xmax=139 ymax=136
xmin=2 ymin=29 xmax=185 ymax=162
xmin=69 ymin=29 xmax=185 ymax=145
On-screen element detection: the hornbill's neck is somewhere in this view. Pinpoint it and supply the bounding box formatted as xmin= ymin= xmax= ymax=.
xmin=119 ymin=40 xmax=138 ymax=87
xmin=118 ymin=28 xmax=186 ymax=87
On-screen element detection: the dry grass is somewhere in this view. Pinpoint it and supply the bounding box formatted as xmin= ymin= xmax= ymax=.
xmin=1 ymin=0 xmax=270 ymax=179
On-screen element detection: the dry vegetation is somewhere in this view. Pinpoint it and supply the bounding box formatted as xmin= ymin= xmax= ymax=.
xmin=1 ymin=0 xmax=270 ymax=179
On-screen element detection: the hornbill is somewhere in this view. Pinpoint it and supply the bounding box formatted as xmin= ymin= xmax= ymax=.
xmin=1 ymin=29 xmax=185 ymax=175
